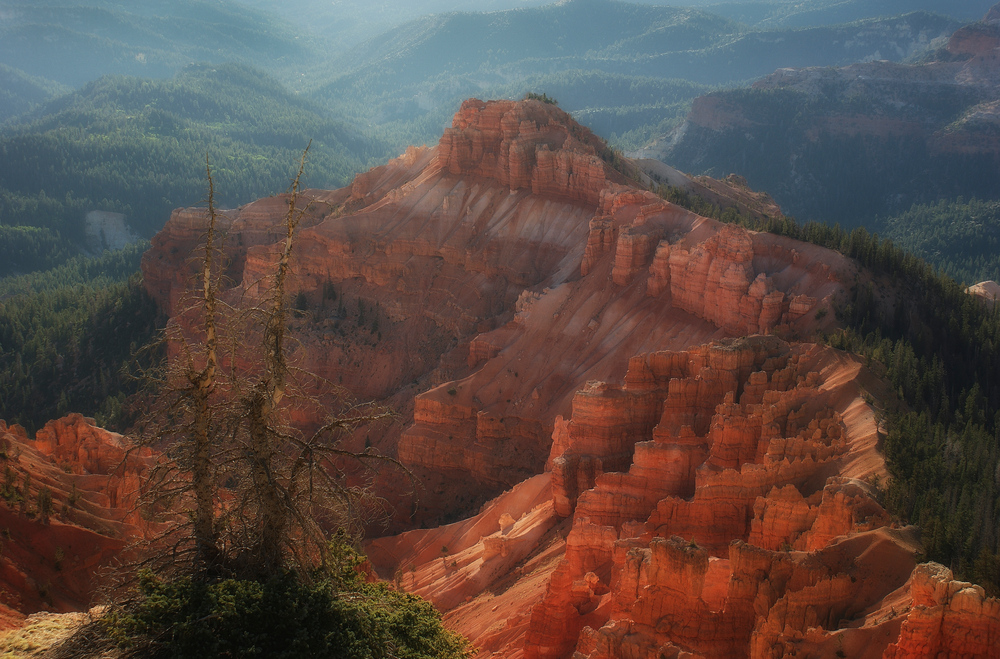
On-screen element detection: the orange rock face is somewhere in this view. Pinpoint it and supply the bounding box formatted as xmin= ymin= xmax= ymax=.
xmin=0 ymin=415 xmax=152 ymax=620
xmin=438 ymin=99 xmax=618 ymax=206
xmin=521 ymin=338 xmax=903 ymax=659
xmin=143 ymin=98 xmax=849 ymax=525
xmin=139 ymin=97 xmax=1000 ymax=657
xmin=885 ymin=563 xmax=1000 ymax=658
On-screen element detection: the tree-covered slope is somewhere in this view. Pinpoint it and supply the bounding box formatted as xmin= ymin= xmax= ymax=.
xmin=0 ymin=244 xmax=158 ymax=434
xmin=879 ymin=198 xmax=1000 ymax=286
xmin=660 ymin=84 xmax=998 ymax=227
xmin=0 ymin=65 xmax=69 ymax=126
xmin=0 ymin=63 xmax=376 ymax=274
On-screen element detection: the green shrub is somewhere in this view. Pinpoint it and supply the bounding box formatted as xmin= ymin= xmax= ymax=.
xmin=523 ymin=92 xmax=557 ymax=105
xmin=103 ymin=567 xmax=468 ymax=659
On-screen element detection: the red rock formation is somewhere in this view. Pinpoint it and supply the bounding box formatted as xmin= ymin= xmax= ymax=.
xmin=137 ymin=97 xmax=1000 ymax=659
xmin=144 ymin=99 xmax=851 ymax=526
xmin=517 ymin=339 xmax=913 ymax=659
xmin=438 ymin=99 xmax=619 ymax=205
xmin=34 ymin=414 xmax=126 ymax=477
xmin=0 ymin=416 xmax=152 ymax=618
xmin=885 ymin=562 xmax=1000 ymax=658
xmin=946 ymin=21 xmax=1000 ymax=60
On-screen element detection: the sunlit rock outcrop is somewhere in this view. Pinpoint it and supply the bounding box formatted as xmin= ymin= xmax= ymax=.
xmin=141 ymin=97 xmax=1000 ymax=657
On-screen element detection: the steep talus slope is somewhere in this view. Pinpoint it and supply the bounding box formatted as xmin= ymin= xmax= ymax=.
xmin=142 ymin=98 xmax=1000 ymax=656
xmin=652 ymin=4 xmax=1000 ymax=226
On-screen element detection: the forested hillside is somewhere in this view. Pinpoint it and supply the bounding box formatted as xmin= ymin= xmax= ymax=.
xmin=660 ymin=84 xmax=998 ymax=227
xmin=880 ymin=198 xmax=1000 ymax=285
xmin=0 ymin=63 xmax=376 ymax=275
xmin=0 ymin=65 xmax=69 ymax=126
xmin=0 ymin=244 xmax=159 ymax=434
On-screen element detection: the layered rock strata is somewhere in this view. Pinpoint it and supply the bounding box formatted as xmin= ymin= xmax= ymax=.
xmin=0 ymin=415 xmax=151 ymax=622
xmin=523 ymin=337 xmax=898 ymax=659
xmin=139 ymin=97 xmax=1000 ymax=656
xmin=374 ymin=332 xmax=1000 ymax=658
xmin=144 ymin=98 xmax=849 ymax=521
xmin=366 ymin=332 xmax=1000 ymax=658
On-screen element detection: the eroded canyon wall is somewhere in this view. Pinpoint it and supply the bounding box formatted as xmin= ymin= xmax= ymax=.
xmin=140 ymin=98 xmax=1000 ymax=657
xmin=143 ymin=98 xmax=849 ymax=520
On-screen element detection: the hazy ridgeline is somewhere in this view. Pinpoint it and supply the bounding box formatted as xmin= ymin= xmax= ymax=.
xmin=0 ymin=0 xmax=986 ymax=276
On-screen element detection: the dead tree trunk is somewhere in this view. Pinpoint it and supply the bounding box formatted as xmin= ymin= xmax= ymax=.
xmin=244 ymin=144 xmax=308 ymax=575
xmin=190 ymin=156 xmax=220 ymax=570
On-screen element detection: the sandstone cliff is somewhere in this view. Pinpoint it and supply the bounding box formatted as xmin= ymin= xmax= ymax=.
xmin=140 ymin=97 xmax=1000 ymax=657
xmin=144 ymin=98 xmax=850 ymax=525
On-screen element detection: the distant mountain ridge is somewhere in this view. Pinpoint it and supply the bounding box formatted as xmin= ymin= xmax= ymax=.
xmin=312 ymin=0 xmax=961 ymax=153
xmin=0 ymin=65 xmax=70 ymax=126
xmin=649 ymin=3 xmax=1000 ymax=227
xmin=231 ymin=0 xmax=994 ymax=47
xmin=0 ymin=63 xmax=373 ymax=253
xmin=0 ymin=0 xmax=318 ymax=89
xmin=702 ymin=0 xmax=997 ymax=28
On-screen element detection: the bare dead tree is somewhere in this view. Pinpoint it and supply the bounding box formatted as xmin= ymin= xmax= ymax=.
xmin=46 ymin=148 xmax=441 ymax=659
xmin=121 ymin=155 xmax=231 ymax=579
xmin=219 ymin=143 xmax=402 ymax=578
xmin=190 ymin=155 xmax=221 ymax=570
xmin=126 ymin=145 xmax=406 ymax=584
xmin=240 ymin=144 xmax=308 ymax=575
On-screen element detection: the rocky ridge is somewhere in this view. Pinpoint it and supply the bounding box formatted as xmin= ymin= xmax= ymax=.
xmin=140 ymin=98 xmax=1000 ymax=657
xmin=145 ymin=98 xmax=847 ymax=514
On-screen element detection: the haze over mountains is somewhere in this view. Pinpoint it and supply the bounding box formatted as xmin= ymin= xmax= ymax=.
xmin=0 ymin=0 xmax=986 ymax=273
xmin=236 ymin=0 xmax=998 ymax=48
xmin=643 ymin=2 xmax=1000 ymax=282
xmin=0 ymin=0 xmax=318 ymax=88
